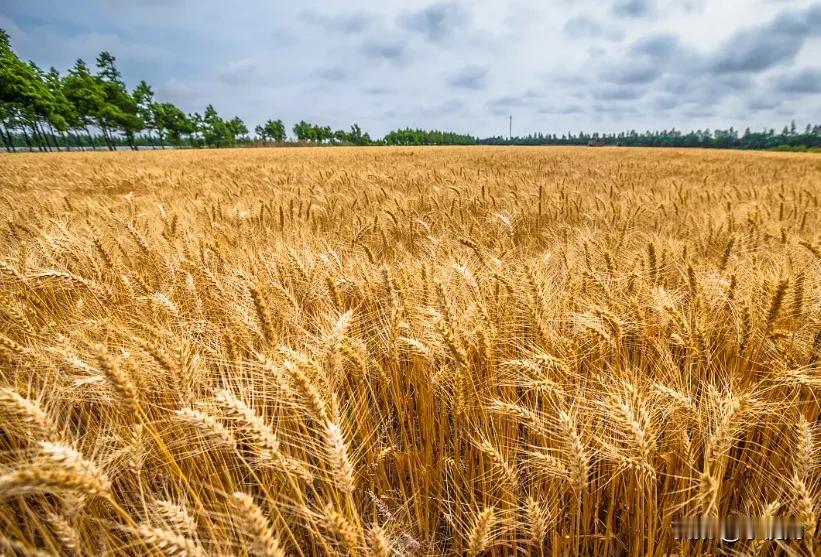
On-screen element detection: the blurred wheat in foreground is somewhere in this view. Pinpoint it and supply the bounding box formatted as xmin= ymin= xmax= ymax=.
xmin=0 ymin=147 xmax=819 ymax=556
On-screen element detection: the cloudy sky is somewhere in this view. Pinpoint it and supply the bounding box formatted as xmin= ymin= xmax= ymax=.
xmin=2 ymin=0 xmax=820 ymax=138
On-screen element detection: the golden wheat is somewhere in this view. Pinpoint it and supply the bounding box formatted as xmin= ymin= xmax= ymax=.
xmin=0 ymin=146 xmax=818 ymax=555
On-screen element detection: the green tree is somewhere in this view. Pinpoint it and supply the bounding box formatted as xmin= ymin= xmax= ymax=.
xmin=95 ymin=51 xmax=142 ymax=149
xmin=24 ymin=62 xmax=62 ymax=151
xmin=153 ymin=102 xmax=192 ymax=147
xmin=62 ymin=59 xmax=105 ymax=148
xmin=5 ymin=64 xmax=42 ymax=151
xmin=0 ymin=34 xmax=15 ymax=151
xmin=201 ymin=104 xmax=242 ymax=147
xmin=347 ymin=123 xmax=372 ymax=145
xmin=255 ymin=118 xmax=286 ymax=142
xmin=348 ymin=123 xmax=363 ymax=144
xmin=44 ymin=67 xmax=77 ymax=149
xmin=316 ymin=125 xmax=332 ymax=143
xmin=293 ymin=120 xmax=314 ymax=142
xmin=189 ymin=112 xmax=204 ymax=147
xmin=133 ymin=80 xmax=157 ymax=148
xmin=0 ymin=31 xmax=58 ymax=151
xmin=227 ymin=116 xmax=248 ymax=142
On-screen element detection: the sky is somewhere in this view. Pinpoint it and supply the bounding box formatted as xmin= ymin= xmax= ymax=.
xmin=2 ymin=0 xmax=821 ymax=138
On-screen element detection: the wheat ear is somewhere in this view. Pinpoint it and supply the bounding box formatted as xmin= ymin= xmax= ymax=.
xmin=214 ymin=389 xmax=279 ymax=460
xmin=467 ymin=507 xmax=495 ymax=556
xmin=325 ymin=420 xmax=356 ymax=493
xmin=0 ymin=387 xmax=58 ymax=440
xmin=232 ymin=492 xmax=285 ymax=557
xmin=135 ymin=522 xmax=202 ymax=557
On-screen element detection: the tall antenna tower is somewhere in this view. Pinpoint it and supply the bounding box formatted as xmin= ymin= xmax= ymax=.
xmin=509 ymin=115 xmax=512 ymax=141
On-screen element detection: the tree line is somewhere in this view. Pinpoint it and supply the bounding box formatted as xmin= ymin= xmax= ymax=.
xmin=383 ymin=128 xmax=477 ymax=145
xmin=2 ymin=28 xmax=819 ymax=153
xmin=0 ymin=29 xmax=382 ymax=151
xmin=480 ymin=124 xmax=821 ymax=151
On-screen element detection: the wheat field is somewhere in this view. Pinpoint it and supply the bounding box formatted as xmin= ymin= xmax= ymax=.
xmin=0 ymin=147 xmax=819 ymax=556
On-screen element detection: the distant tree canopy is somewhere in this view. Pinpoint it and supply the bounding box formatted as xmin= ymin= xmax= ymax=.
xmin=479 ymin=126 xmax=821 ymax=150
xmin=290 ymin=121 xmax=373 ymax=145
xmin=255 ymin=119 xmax=286 ymax=142
xmin=384 ymin=128 xmax=477 ymax=146
xmin=2 ymin=29 xmax=820 ymax=153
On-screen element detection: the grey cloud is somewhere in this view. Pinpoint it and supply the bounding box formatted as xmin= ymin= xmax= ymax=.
xmin=216 ymin=59 xmax=257 ymax=83
xmin=415 ymin=98 xmax=468 ymax=117
xmin=651 ymin=95 xmax=679 ymax=111
xmin=562 ymin=16 xmax=623 ymax=41
xmin=561 ymin=105 xmax=584 ymax=114
xmin=748 ymin=96 xmax=781 ymax=111
xmin=711 ymin=34 xmax=801 ymax=74
xmin=681 ymin=1 xmax=704 ymax=13
xmin=656 ymin=73 xmax=749 ymax=106
xmin=315 ymin=66 xmax=351 ymax=82
xmin=399 ymin=2 xmax=469 ymax=42
xmin=592 ymin=85 xmax=644 ymax=101
xmin=438 ymin=99 xmax=466 ymax=113
xmin=487 ymin=95 xmax=533 ymax=116
xmin=681 ymin=107 xmax=716 ymax=119
xmin=537 ymin=105 xmax=584 ymax=115
xmin=154 ymin=78 xmax=207 ymax=111
xmin=300 ymin=11 xmax=372 ymax=34
xmin=361 ymin=40 xmax=404 ymax=61
xmin=602 ymin=64 xmax=660 ymax=85
xmin=613 ymin=0 xmax=652 ymax=18
xmin=709 ymin=4 xmax=821 ymax=74
xmin=776 ymin=68 xmax=821 ymax=94
xmin=628 ymin=34 xmax=680 ymax=60
xmin=447 ymin=65 xmax=488 ymax=89
xmin=364 ymin=86 xmax=393 ymax=96
xmin=592 ymin=103 xmax=640 ymax=117
xmin=716 ymin=74 xmax=753 ymax=89
xmin=488 ymin=95 xmax=532 ymax=108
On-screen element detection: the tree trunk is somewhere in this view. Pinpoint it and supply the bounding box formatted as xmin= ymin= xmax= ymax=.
xmin=158 ymin=130 xmax=166 ymax=149
xmin=29 ymin=124 xmax=41 ymax=151
xmin=21 ymin=127 xmax=34 ymax=151
xmin=48 ymin=122 xmax=63 ymax=152
xmin=3 ymin=124 xmax=17 ymax=152
xmin=84 ymin=127 xmax=97 ymax=149
xmin=30 ymin=124 xmax=46 ymax=152
xmin=0 ymin=126 xmax=10 ymax=152
xmin=99 ymin=125 xmax=113 ymax=150
xmin=35 ymin=121 xmax=52 ymax=152
xmin=40 ymin=121 xmax=55 ymax=152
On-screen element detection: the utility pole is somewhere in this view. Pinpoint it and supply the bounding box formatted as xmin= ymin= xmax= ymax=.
xmin=509 ymin=115 xmax=512 ymax=141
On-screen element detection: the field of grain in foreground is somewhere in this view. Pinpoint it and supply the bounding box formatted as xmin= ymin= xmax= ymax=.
xmin=0 ymin=147 xmax=819 ymax=556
